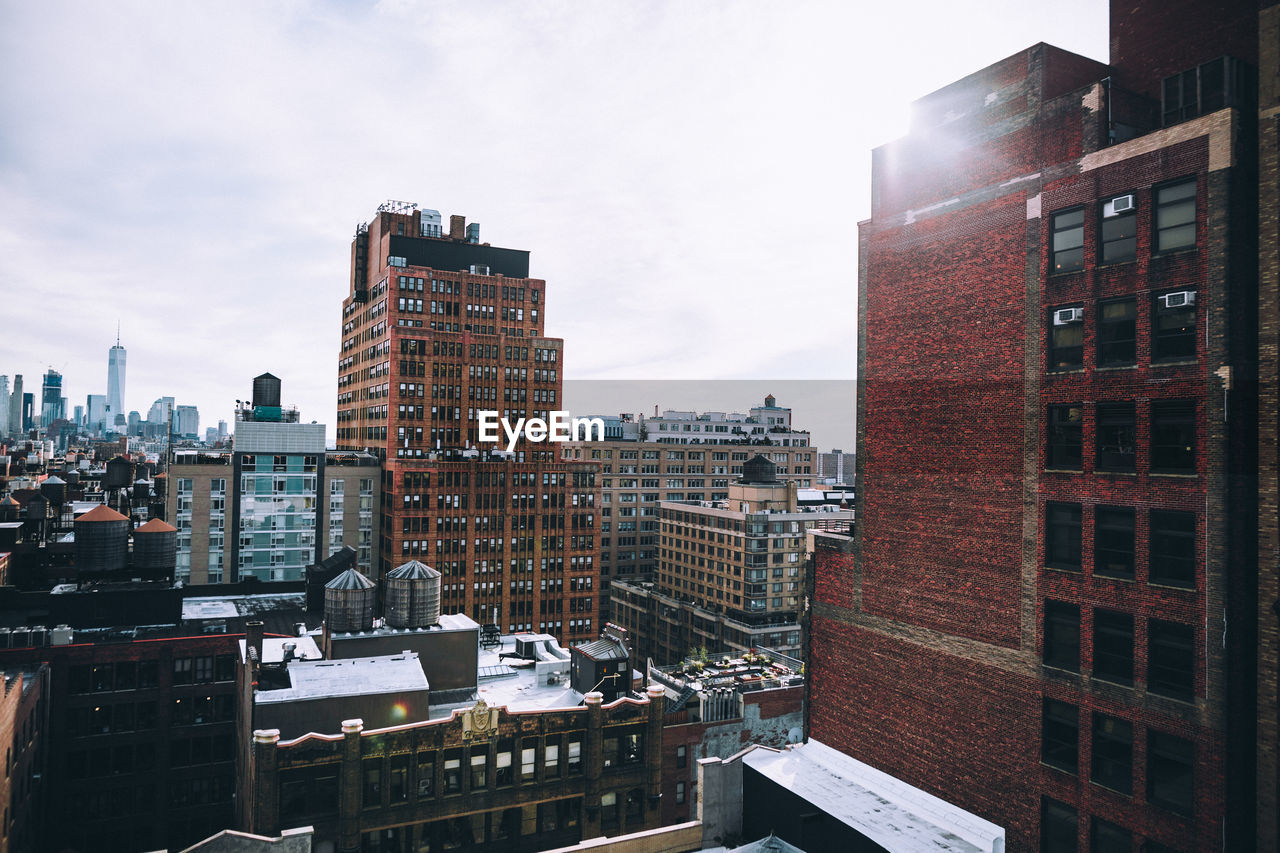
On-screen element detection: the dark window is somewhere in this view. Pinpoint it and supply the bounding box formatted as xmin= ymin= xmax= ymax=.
xmin=1148 ymin=619 xmax=1195 ymax=700
xmin=172 ymin=658 xmax=192 ymax=686
xmin=139 ymin=661 xmax=159 ymax=688
xmin=1049 ymin=307 xmax=1084 ymax=370
xmin=1148 ymin=730 xmax=1194 ymax=814
xmin=1046 ymin=406 xmax=1083 ymax=469
xmin=1093 ymin=608 xmax=1134 ymax=685
xmin=115 ymin=662 xmax=137 ymax=690
xmin=390 ymin=755 xmax=409 ymax=802
xmin=1046 ymin=503 xmax=1082 ymax=571
xmin=1095 ymin=403 xmax=1136 ymax=472
xmin=1153 ymin=291 xmax=1197 ymax=361
xmin=1094 ymin=506 xmax=1135 ymax=579
xmin=1152 ymin=400 xmax=1196 ymax=473
xmin=363 ymin=759 xmax=382 ymax=808
xmin=416 ymin=752 xmax=434 ymax=797
xmin=1097 ymin=298 xmax=1136 ymax=366
xmin=1044 ymin=600 xmax=1080 ymax=672
xmin=1041 ymin=699 xmax=1078 ymax=773
xmin=676 ymin=744 xmax=687 ymax=769
xmin=1150 ymin=510 xmax=1196 ymax=588
xmin=1100 ymin=195 xmax=1137 ymax=264
xmin=1091 ymin=713 xmax=1133 ymax=794
xmin=1154 ymin=180 xmax=1196 ymax=251
xmin=1090 ymin=817 xmax=1132 ymax=853
xmin=1052 ymin=209 xmax=1085 ymax=273
xmin=1041 ymin=797 xmax=1078 ymax=853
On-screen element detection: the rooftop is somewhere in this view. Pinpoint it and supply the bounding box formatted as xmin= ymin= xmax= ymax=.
xmin=183 ymin=592 xmax=307 ymax=623
xmin=255 ymin=652 xmax=428 ymax=704
xmin=742 ymin=740 xmax=1005 ymax=853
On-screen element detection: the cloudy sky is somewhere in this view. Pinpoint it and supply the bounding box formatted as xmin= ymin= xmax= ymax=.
xmin=0 ymin=1 xmax=1108 ymax=445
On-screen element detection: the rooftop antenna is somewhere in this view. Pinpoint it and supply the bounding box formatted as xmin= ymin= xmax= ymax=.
xmin=116 ymin=320 xmax=120 ymax=346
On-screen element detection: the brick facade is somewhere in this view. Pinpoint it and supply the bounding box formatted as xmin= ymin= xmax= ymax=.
xmin=813 ymin=10 xmax=1264 ymax=850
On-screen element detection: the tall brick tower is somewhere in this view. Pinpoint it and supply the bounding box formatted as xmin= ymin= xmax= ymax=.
xmin=337 ymin=202 xmax=600 ymax=645
xmin=811 ymin=1 xmax=1266 ymax=850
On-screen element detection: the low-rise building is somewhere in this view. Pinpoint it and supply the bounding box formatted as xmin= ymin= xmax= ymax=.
xmin=648 ymin=649 xmax=804 ymax=827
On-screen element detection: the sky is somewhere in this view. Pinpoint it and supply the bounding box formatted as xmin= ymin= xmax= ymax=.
xmin=0 ymin=0 xmax=1109 ymax=447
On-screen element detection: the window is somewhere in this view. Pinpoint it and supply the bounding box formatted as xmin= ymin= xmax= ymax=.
xmin=417 ymin=754 xmax=434 ymax=797
xmin=363 ymin=760 xmax=382 ymax=808
xmin=1046 ymin=405 xmax=1083 ymax=469
xmin=567 ymin=739 xmax=582 ymax=774
xmin=444 ymin=753 xmax=462 ymax=794
xmin=1100 ymin=195 xmax=1137 ymax=264
xmin=1044 ymin=600 xmax=1080 ymax=672
xmin=545 ymin=743 xmax=559 ymax=775
xmin=1046 ymin=503 xmax=1082 ymax=571
xmin=1051 ymin=208 xmax=1085 ymax=273
xmin=470 ymin=749 xmax=487 ymax=789
xmin=173 ymin=658 xmax=193 ymax=685
xmin=1150 ymin=510 xmax=1196 ymax=588
xmin=1153 ymin=291 xmax=1197 ymax=361
xmin=1097 ymin=298 xmax=1136 ymax=367
xmin=1148 ymin=619 xmax=1195 ymax=700
xmin=496 ymin=743 xmax=513 ymax=786
xmin=1041 ymin=699 xmax=1078 ymax=773
xmin=676 ymin=744 xmax=687 ymax=769
xmin=1041 ymin=797 xmax=1078 ymax=853
xmin=1154 ymin=179 xmax=1196 ymax=252
xmin=1091 ymin=713 xmax=1133 ymax=794
xmin=1094 ymin=506 xmax=1135 ymax=579
xmin=521 ymin=741 xmax=536 ymax=780
xmin=675 ymin=781 xmax=686 ymax=804
xmin=1095 ymin=403 xmax=1135 ymax=472
xmin=1148 ymin=730 xmax=1194 ymax=814
xmin=1048 ymin=306 xmax=1084 ymax=370
xmin=1093 ymin=608 xmax=1134 ymax=685
xmin=1090 ymin=818 xmax=1131 ymax=853
xmin=1151 ymin=400 xmax=1196 ymax=473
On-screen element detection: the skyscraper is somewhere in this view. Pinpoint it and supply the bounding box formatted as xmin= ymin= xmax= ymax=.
xmin=9 ymin=375 xmax=22 ymax=437
xmin=175 ymin=405 xmax=199 ymax=438
xmin=107 ymin=330 xmax=126 ymax=423
xmin=0 ymin=375 xmax=9 ymax=436
xmin=86 ymin=394 xmax=107 ymax=434
xmin=40 ymin=370 xmax=62 ymax=427
xmin=337 ymin=203 xmax=600 ymax=644
xmin=810 ymin=2 xmax=1264 ymax=850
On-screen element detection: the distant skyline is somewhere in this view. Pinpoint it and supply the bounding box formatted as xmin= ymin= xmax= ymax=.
xmin=0 ymin=1 xmax=1110 ymax=444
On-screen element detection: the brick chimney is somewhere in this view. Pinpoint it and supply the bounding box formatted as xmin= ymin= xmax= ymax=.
xmin=448 ymin=215 xmax=466 ymax=240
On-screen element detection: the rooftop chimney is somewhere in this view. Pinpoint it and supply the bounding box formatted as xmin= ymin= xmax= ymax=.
xmin=246 ymin=620 xmax=264 ymax=663
xmin=449 ymin=215 xmax=466 ymax=240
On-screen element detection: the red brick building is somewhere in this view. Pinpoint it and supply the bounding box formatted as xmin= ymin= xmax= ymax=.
xmin=0 ymin=633 xmax=242 ymax=852
xmin=337 ymin=203 xmax=600 ymax=645
xmin=811 ymin=2 xmax=1266 ymax=850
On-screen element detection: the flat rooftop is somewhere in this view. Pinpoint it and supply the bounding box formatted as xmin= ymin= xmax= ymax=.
xmin=183 ymin=592 xmax=306 ymax=622
xmin=430 ymin=634 xmax=585 ymax=721
xmin=255 ymin=651 xmax=427 ymax=704
xmin=743 ymin=740 xmax=1004 ymax=853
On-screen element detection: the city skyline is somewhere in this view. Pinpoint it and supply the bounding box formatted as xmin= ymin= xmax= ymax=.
xmin=0 ymin=1 xmax=1108 ymax=440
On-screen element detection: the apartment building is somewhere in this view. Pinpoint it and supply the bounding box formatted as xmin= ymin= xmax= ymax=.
xmin=336 ymin=203 xmax=601 ymax=644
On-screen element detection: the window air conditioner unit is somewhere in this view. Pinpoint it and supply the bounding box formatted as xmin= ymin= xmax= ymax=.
xmin=1161 ymin=291 xmax=1196 ymax=308
xmin=1104 ymin=194 xmax=1136 ymax=217
xmin=1053 ymin=307 xmax=1085 ymax=325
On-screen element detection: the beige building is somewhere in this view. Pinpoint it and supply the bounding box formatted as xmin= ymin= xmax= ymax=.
xmin=167 ymin=449 xmax=379 ymax=584
xmin=560 ymin=397 xmax=819 ymax=624
xmin=609 ymin=455 xmax=852 ymax=665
